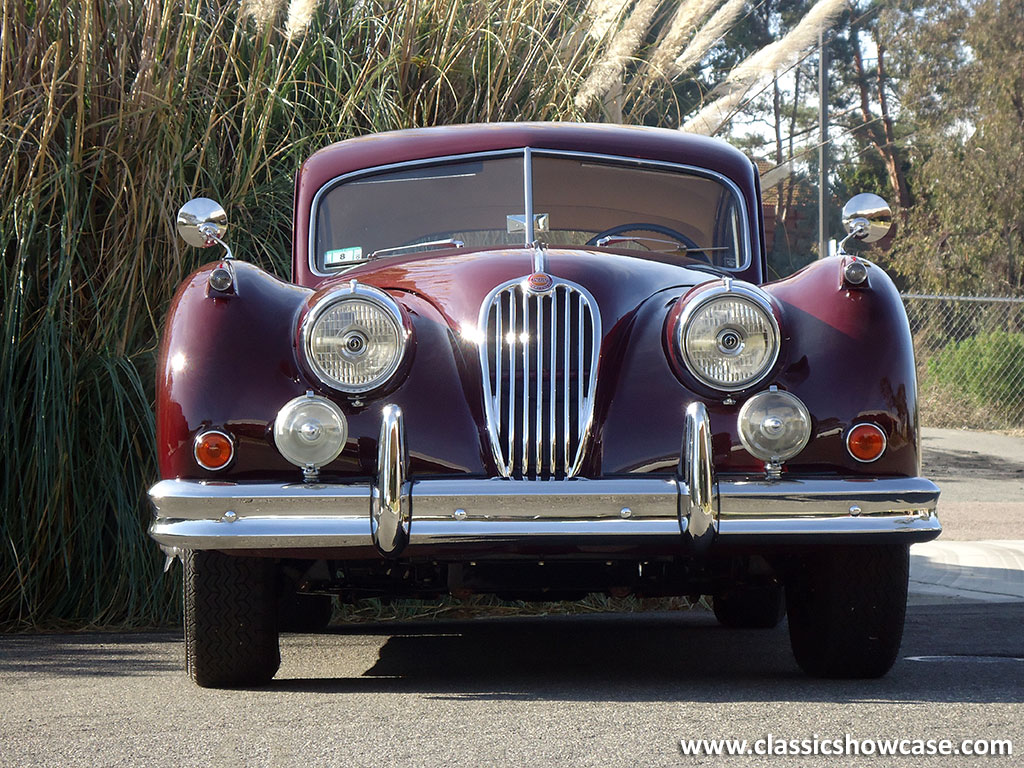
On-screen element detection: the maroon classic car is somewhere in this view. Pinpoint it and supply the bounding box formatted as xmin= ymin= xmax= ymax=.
xmin=149 ymin=123 xmax=940 ymax=687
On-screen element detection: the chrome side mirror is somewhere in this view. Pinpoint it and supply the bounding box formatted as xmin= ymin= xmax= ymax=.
xmin=177 ymin=198 xmax=233 ymax=259
xmin=841 ymin=193 xmax=892 ymax=245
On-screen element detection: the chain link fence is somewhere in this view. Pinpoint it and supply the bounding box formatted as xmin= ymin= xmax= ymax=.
xmin=902 ymin=294 xmax=1024 ymax=432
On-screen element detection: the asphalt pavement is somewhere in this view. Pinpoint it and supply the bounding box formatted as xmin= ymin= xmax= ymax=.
xmin=0 ymin=606 xmax=1020 ymax=767
xmin=0 ymin=427 xmax=1021 ymax=767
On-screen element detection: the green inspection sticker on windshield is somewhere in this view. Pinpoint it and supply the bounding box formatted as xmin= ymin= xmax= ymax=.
xmin=324 ymin=246 xmax=363 ymax=266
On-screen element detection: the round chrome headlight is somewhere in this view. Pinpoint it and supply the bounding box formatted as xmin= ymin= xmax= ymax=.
xmin=737 ymin=389 xmax=811 ymax=462
xmin=677 ymin=281 xmax=780 ymax=391
xmin=303 ymin=283 xmax=407 ymax=394
xmin=274 ymin=393 xmax=348 ymax=469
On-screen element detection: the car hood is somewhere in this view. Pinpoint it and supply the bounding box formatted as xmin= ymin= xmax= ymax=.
xmin=323 ymin=246 xmax=718 ymax=334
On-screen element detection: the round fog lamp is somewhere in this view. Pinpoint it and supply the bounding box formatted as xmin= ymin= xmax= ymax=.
xmin=738 ymin=389 xmax=811 ymax=462
xmin=274 ymin=394 xmax=348 ymax=469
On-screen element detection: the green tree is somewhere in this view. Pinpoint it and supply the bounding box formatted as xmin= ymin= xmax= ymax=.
xmin=886 ymin=0 xmax=1024 ymax=295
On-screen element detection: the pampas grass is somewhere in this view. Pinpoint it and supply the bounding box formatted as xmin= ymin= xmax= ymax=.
xmin=583 ymin=0 xmax=635 ymax=42
xmin=575 ymin=0 xmax=661 ymax=109
xmin=242 ymin=0 xmax=284 ymax=26
xmin=683 ymin=0 xmax=849 ymax=134
xmin=647 ymin=0 xmax=724 ymax=77
xmin=0 ymin=0 xmax=602 ymax=629
xmin=672 ymin=0 xmax=746 ymax=75
xmin=0 ymin=0 xmax=850 ymax=629
xmin=285 ymin=0 xmax=319 ymax=40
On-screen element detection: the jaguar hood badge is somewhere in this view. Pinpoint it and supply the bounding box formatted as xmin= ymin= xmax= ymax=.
xmin=526 ymin=272 xmax=554 ymax=293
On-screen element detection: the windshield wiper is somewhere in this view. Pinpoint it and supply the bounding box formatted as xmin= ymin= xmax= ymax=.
xmin=369 ymin=239 xmax=464 ymax=260
xmin=594 ymin=235 xmax=734 ymax=255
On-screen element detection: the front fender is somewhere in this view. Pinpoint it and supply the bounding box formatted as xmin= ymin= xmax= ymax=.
xmin=762 ymin=256 xmax=920 ymax=477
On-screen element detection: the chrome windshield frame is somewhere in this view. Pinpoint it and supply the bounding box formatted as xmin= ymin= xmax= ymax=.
xmin=308 ymin=148 xmax=753 ymax=277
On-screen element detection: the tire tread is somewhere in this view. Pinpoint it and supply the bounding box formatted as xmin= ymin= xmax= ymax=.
xmin=184 ymin=550 xmax=280 ymax=688
xmin=785 ymin=544 xmax=909 ymax=679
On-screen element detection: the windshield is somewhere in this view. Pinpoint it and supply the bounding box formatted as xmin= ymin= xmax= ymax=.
xmin=312 ymin=150 xmax=749 ymax=272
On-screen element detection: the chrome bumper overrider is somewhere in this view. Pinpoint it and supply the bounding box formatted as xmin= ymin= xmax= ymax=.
xmin=148 ymin=403 xmax=941 ymax=555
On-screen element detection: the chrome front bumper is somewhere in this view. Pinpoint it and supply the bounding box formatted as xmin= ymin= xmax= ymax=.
xmin=148 ymin=403 xmax=941 ymax=556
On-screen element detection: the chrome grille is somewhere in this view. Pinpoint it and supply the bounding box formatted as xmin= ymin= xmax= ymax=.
xmin=479 ymin=277 xmax=601 ymax=479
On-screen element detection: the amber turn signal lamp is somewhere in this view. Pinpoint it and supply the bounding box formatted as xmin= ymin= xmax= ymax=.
xmin=846 ymin=423 xmax=886 ymax=463
xmin=194 ymin=430 xmax=234 ymax=470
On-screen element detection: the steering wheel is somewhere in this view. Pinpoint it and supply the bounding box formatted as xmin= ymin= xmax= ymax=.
xmin=586 ymin=222 xmax=711 ymax=264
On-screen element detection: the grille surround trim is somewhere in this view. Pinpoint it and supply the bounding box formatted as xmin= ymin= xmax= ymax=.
xmin=478 ymin=275 xmax=602 ymax=479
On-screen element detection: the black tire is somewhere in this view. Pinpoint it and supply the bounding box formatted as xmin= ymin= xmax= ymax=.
xmin=785 ymin=544 xmax=909 ymax=679
xmin=278 ymin=592 xmax=334 ymax=633
xmin=713 ymin=583 xmax=786 ymax=629
xmin=183 ymin=550 xmax=281 ymax=688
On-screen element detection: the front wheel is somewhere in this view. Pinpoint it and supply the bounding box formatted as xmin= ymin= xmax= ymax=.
xmin=183 ymin=550 xmax=281 ymax=688
xmin=785 ymin=544 xmax=909 ymax=679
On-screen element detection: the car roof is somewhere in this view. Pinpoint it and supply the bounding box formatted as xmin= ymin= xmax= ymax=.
xmin=298 ymin=122 xmax=757 ymax=191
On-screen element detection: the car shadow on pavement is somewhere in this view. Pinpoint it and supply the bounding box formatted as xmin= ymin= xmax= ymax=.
xmin=0 ymin=631 xmax=181 ymax=677
xmin=270 ymin=603 xmax=1024 ymax=703
xmin=922 ymin=447 xmax=1024 ymax=481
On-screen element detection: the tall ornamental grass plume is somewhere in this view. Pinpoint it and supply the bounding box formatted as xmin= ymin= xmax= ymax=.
xmin=682 ymin=0 xmax=849 ymax=134
xmin=0 ymin=0 xmax=847 ymax=628
xmin=0 ymin=0 xmax=605 ymax=629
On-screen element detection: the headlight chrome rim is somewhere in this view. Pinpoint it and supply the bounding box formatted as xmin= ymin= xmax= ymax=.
xmin=301 ymin=282 xmax=408 ymax=394
xmin=676 ymin=281 xmax=780 ymax=392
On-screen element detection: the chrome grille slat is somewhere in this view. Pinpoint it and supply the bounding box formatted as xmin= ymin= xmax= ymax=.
xmin=521 ymin=289 xmax=530 ymax=473
xmin=507 ymin=296 xmax=516 ymax=476
xmin=549 ymin=292 xmax=557 ymax=472
xmin=535 ymin=297 xmax=543 ymax=474
xmin=577 ymin=293 xmax=584 ymax=432
xmin=562 ymin=289 xmax=570 ymax=473
xmin=479 ymin=277 xmax=601 ymax=479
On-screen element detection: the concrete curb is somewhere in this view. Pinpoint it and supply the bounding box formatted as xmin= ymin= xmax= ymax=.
xmin=910 ymin=540 xmax=1024 ymax=603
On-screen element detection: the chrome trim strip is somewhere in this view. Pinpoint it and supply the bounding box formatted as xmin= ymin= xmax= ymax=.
xmin=562 ymin=292 xmax=570 ymax=473
xmin=149 ymin=516 xmax=686 ymax=551
xmin=718 ymin=476 xmax=940 ymax=519
xmin=683 ymin=402 xmax=715 ymax=540
xmin=576 ymin=289 xmax=585 ymax=446
xmin=717 ymin=513 xmax=941 ymax=537
xmin=507 ymin=293 xmax=517 ymax=477
xmin=149 ymin=513 xmax=939 ymax=551
xmin=407 ymin=518 xmax=686 ymax=544
xmin=521 ymin=284 xmax=531 ymax=472
xmin=371 ymin=404 xmax=411 ymax=555
xmin=549 ymin=289 xmax=557 ymax=472
xmin=410 ymin=477 xmax=681 ymax=524
xmin=151 ymin=516 xmax=371 ymax=549
xmin=149 ymin=479 xmax=370 ymax=519
xmin=308 ymin=148 xmax=753 ymax=277
xmin=523 ymin=147 xmax=534 ymax=246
